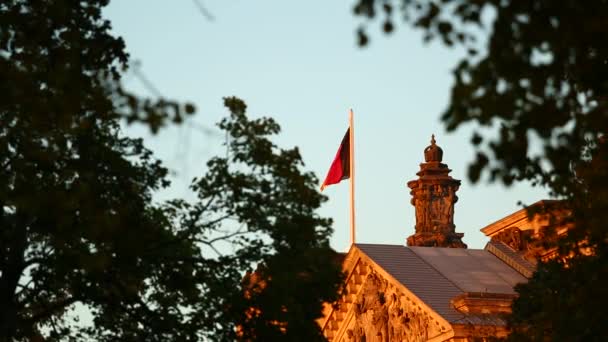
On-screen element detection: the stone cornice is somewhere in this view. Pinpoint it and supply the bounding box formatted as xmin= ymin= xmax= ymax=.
xmin=480 ymin=200 xmax=561 ymax=237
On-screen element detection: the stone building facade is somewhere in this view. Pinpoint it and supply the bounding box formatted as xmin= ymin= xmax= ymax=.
xmin=320 ymin=137 xmax=560 ymax=341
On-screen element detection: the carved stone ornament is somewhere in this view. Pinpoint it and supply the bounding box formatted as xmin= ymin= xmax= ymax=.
xmin=491 ymin=227 xmax=527 ymax=251
xmin=407 ymin=136 xmax=466 ymax=248
xmin=344 ymin=271 xmax=442 ymax=342
xmin=491 ymin=227 xmax=557 ymax=262
xmin=423 ymin=134 xmax=443 ymax=163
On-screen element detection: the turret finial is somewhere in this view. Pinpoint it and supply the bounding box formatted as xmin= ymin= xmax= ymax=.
xmin=424 ymin=134 xmax=443 ymax=163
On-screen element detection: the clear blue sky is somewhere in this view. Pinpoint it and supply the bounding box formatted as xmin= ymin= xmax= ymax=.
xmin=103 ymin=1 xmax=548 ymax=251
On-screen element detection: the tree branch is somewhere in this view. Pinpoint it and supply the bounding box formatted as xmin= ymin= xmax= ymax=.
xmin=201 ymin=227 xmax=248 ymax=245
xmin=25 ymin=296 xmax=79 ymax=325
xmin=191 ymin=0 xmax=215 ymax=21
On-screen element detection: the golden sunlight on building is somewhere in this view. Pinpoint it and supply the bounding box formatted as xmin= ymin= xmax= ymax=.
xmin=320 ymin=137 xmax=567 ymax=342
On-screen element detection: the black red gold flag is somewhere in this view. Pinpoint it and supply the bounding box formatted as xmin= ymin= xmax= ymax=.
xmin=320 ymin=128 xmax=350 ymax=191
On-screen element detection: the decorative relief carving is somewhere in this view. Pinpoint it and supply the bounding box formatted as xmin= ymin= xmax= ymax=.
xmin=343 ymin=271 xmax=442 ymax=342
xmin=413 ymin=184 xmax=458 ymax=233
xmin=492 ymin=227 xmax=527 ymax=251
xmin=491 ymin=226 xmax=558 ymax=262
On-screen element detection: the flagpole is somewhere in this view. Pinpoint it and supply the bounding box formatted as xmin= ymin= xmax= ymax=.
xmin=349 ymin=109 xmax=356 ymax=246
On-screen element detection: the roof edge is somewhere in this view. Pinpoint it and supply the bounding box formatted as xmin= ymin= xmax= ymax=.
xmin=480 ymin=199 xmax=559 ymax=236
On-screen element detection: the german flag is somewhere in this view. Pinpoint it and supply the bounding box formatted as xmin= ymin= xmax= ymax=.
xmin=320 ymin=128 xmax=350 ymax=191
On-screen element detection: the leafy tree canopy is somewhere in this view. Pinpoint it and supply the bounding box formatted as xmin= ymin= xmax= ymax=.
xmin=353 ymin=0 xmax=608 ymax=340
xmin=1 ymin=0 xmax=341 ymax=340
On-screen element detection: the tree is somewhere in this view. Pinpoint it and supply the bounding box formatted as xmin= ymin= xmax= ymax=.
xmin=1 ymin=1 xmax=341 ymax=340
xmin=352 ymin=0 xmax=608 ymax=340
xmin=168 ymin=97 xmax=343 ymax=341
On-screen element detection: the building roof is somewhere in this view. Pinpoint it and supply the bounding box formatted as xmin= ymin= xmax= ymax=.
xmin=485 ymin=240 xmax=536 ymax=278
xmin=355 ymin=243 xmax=527 ymax=324
xmin=479 ymin=199 xmax=561 ymax=236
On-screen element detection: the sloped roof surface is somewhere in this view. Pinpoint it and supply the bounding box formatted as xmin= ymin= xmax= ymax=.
xmin=355 ymin=243 xmax=527 ymax=324
xmin=409 ymin=246 xmax=527 ymax=294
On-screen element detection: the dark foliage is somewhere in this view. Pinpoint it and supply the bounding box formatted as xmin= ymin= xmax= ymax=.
xmin=1 ymin=1 xmax=341 ymax=340
xmin=353 ymin=0 xmax=608 ymax=340
xmin=177 ymin=97 xmax=343 ymax=341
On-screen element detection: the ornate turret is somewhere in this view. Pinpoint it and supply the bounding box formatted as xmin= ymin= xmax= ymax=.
xmin=406 ymin=135 xmax=467 ymax=248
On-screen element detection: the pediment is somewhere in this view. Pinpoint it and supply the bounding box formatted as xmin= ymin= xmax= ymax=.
xmin=321 ymin=246 xmax=453 ymax=341
xmin=480 ymin=200 xmax=571 ymax=262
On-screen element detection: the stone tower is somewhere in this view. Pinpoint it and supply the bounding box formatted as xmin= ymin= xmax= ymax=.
xmin=406 ymin=135 xmax=467 ymax=248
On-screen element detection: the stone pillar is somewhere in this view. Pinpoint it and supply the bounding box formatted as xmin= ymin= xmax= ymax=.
xmin=406 ymin=135 xmax=467 ymax=248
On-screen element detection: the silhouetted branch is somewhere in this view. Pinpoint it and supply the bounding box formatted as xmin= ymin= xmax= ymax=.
xmin=192 ymin=0 xmax=215 ymax=21
xmin=203 ymin=228 xmax=248 ymax=245
xmin=131 ymin=61 xmax=162 ymax=98
xmin=25 ymin=296 xmax=79 ymax=324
